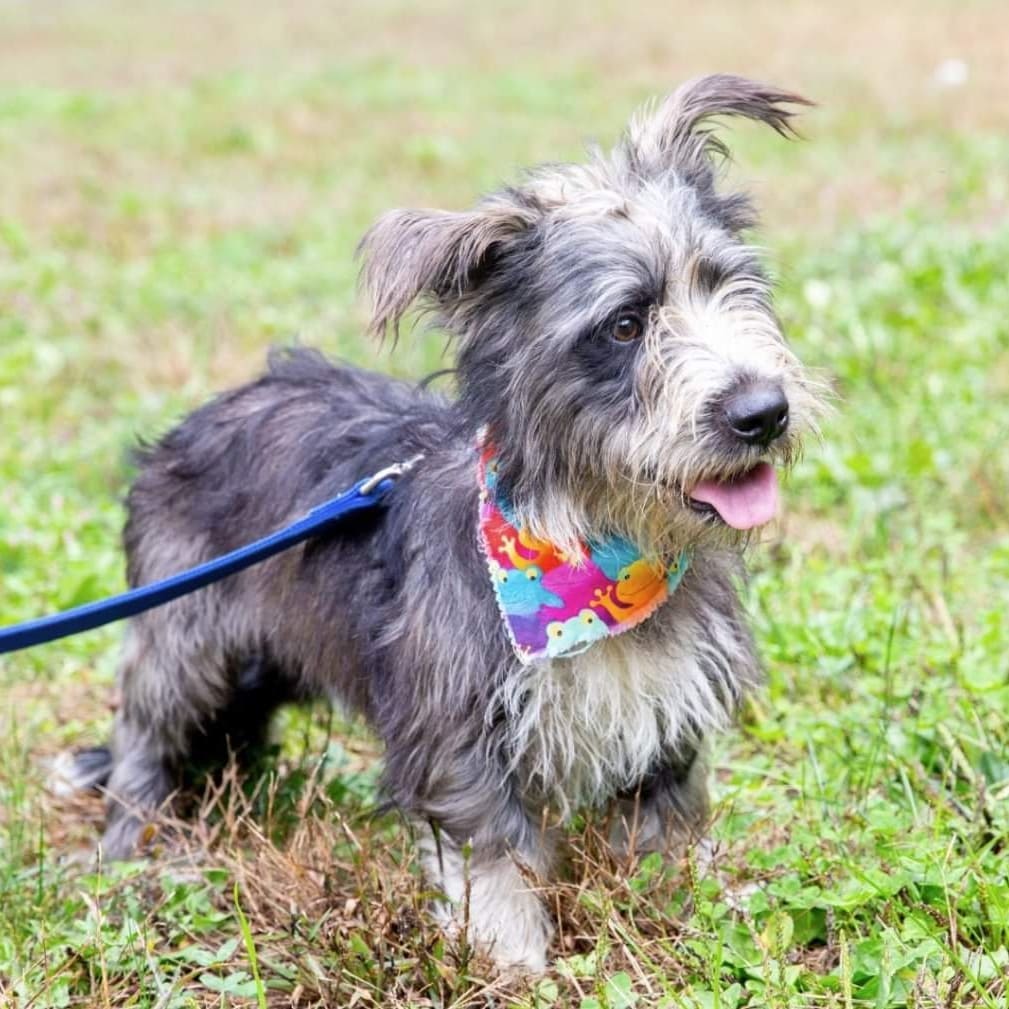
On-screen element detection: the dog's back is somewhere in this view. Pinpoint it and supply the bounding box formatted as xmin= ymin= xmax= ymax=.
xmin=126 ymin=347 xmax=446 ymax=588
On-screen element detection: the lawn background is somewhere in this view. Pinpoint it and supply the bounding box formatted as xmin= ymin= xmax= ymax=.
xmin=1 ymin=1 xmax=1008 ymax=1006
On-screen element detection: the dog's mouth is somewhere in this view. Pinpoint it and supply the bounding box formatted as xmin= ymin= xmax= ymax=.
xmin=687 ymin=462 xmax=779 ymax=530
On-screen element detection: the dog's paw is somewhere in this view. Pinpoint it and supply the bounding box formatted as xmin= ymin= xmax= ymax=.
xmin=44 ymin=747 xmax=113 ymax=797
xmin=429 ymin=853 xmax=553 ymax=975
xmin=477 ymin=893 xmax=552 ymax=975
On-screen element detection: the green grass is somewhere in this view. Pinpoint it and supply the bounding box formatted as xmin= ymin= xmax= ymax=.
xmin=2 ymin=2 xmax=1009 ymax=1006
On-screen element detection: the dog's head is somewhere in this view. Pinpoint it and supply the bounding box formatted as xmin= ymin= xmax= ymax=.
xmin=360 ymin=75 xmax=826 ymax=553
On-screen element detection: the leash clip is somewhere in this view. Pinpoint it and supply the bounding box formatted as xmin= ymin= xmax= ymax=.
xmin=360 ymin=453 xmax=425 ymax=494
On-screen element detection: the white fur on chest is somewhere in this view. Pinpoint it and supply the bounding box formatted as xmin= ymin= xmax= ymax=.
xmin=499 ymin=606 xmax=744 ymax=816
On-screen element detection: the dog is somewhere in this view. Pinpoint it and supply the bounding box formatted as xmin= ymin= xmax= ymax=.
xmin=68 ymin=75 xmax=823 ymax=973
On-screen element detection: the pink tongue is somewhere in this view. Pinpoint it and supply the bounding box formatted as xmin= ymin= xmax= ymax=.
xmin=690 ymin=463 xmax=779 ymax=530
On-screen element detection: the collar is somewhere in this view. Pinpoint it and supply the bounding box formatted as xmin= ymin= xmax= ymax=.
xmin=477 ymin=439 xmax=690 ymax=664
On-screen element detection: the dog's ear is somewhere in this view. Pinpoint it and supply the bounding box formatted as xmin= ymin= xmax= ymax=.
xmin=358 ymin=198 xmax=536 ymax=338
xmin=625 ymin=74 xmax=812 ymax=181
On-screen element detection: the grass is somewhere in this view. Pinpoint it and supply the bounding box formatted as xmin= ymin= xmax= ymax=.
xmin=2 ymin=0 xmax=1009 ymax=1005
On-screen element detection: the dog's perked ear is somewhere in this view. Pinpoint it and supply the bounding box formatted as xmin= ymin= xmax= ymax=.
xmin=357 ymin=196 xmax=537 ymax=338
xmin=624 ymin=73 xmax=812 ymax=187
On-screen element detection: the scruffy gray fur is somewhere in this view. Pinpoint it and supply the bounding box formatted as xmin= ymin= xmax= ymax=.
xmin=71 ymin=76 xmax=823 ymax=972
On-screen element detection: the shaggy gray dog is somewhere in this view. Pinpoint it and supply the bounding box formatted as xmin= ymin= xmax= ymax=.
xmin=71 ymin=75 xmax=822 ymax=972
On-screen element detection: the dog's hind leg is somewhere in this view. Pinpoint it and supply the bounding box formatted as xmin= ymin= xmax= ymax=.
xmin=53 ymin=651 xmax=292 ymax=851
xmin=97 ymin=621 xmax=194 ymax=858
xmin=102 ymin=723 xmax=175 ymax=859
xmin=99 ymin=610 xmax=291 ymax=859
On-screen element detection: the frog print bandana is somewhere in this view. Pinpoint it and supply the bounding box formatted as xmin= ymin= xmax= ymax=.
xmin=477 ymin=442 xmax=690 ymax=664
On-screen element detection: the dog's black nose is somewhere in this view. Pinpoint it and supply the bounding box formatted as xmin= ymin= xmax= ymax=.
xmin=723 ymin=382 xmax=789 ymax=446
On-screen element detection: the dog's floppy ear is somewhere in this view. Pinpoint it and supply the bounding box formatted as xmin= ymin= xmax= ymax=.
xmin=625 ymin=74 xmax=812 ymax=180
xmin=358 ymin=198 xmax=536 ymax=338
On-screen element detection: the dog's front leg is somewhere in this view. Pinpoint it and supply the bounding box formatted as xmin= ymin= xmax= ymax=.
xmin=414 ymin=792 xmax=555 ymax=974
xmin=610 ymin=744 xmax=710 ymax=860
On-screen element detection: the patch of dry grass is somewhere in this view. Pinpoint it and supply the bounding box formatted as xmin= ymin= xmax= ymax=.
xmin=34 ymin=761 xmax=739 ymax=1007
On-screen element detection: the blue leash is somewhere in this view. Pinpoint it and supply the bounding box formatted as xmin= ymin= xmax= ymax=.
xmin=0 ymin=457 xmax=421 ymax=657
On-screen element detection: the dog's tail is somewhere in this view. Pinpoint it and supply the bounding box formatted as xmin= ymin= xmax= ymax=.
xmin=46 ymin=746 xmax=113 ymax=797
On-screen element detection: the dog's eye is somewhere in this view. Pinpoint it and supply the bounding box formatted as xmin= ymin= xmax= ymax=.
xmin=612 ymin=312 xmax=644 ymax=343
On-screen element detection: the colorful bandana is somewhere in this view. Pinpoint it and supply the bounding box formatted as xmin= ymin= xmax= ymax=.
xmin=478 ymin=443 xmax=690 ymax=664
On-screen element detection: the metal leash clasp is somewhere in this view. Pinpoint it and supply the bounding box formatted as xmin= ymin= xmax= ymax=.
xmin=360 ymin=453 xmax=425 ymax=495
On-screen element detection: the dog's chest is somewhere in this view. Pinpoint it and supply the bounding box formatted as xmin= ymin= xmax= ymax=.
xmin=501 ymin=622 xmax=730 ymax=813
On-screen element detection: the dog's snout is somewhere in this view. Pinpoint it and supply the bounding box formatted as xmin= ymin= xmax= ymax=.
xmin=722 ymin=381 xmax=789 ymax=447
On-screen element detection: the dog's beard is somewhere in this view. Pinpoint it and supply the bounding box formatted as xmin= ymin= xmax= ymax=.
xmin=530 ymin=472 xmax=744 ymax=560
xmin=597 ymin=482 xmax=748 ymax=556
